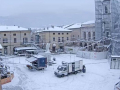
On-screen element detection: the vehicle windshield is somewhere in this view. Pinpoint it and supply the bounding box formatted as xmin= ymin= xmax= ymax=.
xmin=57 ymin=66 xmax=64 ymax=71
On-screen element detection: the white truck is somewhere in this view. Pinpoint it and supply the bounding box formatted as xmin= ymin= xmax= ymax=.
xmin=54 ymin=60 xmax=86 ymax=77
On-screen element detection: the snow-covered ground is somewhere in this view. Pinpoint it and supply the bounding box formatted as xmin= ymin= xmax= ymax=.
xmin=1 ymin=54 xmax=120 ymax=90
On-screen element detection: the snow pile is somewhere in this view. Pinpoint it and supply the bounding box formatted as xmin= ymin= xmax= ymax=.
xmin=41 ymin=26 xmax=72 ymax=32
xmin=0 ymin=26 xmax=29 ymax=31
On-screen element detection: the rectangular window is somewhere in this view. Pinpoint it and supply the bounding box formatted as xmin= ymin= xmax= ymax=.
xmin=3 ymin=38 xmax=8 ymax=43
xmin=4 ymin=46 xmax=7 ymax=54
xmin=58 ymin=33 xmax=60 ymax=35
xmin=62 ymin=37 xmax=64 ymax=42
xmin=23 ymin=38 xmax=28 ymax=43
xmin=67 ymin=37 xmax=69 ymax=40
xmin=13 ymin=34 xmax=16 ymax=36
xmin=53 ymin=37 xmax=55 ymax=41
xmin=53 ymin=33 xmax=55 ymax=35
xmin=62 ymin=33 xmax=64 ymax=35
xmin=106 ymin=31 xmax=110 ymax=38
xmin=67 ymin=33 xmax=68 ymax=35
xmin=14 ymin=38 xmax=17 ymax=43
xmin=58 ymin=37 xmax=60 ymax=42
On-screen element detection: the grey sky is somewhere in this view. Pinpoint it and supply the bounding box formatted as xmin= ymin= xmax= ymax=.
xmin=0 ymin=0 xmax=95 ymax=16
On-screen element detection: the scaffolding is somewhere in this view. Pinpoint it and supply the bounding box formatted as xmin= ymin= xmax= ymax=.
xmin=95 ymin=0 xmax=120 ymax=55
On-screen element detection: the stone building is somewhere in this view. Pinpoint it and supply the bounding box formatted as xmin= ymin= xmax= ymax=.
xmin=38 ymin=26 xmax=72 ymax=52
xmin=0 ymin=26 xmax=31 ymax=55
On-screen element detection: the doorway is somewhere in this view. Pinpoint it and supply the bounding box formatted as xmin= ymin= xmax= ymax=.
xmin=4 ymin=46 xmax=8 ymax=55
xmin=52 ymin=47 xmax=56 ymax=52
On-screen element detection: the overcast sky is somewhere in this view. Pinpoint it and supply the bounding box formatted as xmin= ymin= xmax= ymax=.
xmin=0 ymin=0 xmax=95 ymax=27
xmin=0 ymin=0 xmax=95 ymax=16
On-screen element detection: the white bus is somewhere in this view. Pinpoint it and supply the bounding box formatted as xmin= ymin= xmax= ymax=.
xmin=14 ymin=47 xmax=38 ymax=56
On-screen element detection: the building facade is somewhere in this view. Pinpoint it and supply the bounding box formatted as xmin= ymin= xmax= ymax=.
xmin=79 ymin=21 xmax=98 ymax=51
xmin=64 ymin=23 xmax=81 ymax=42
xmin=38 ymin=26 xmax=72 ymax=51
xmin=81 ymin=21 xmax=95 ymax=41
xmin=0 ymin=26 xmax=31 ymax=55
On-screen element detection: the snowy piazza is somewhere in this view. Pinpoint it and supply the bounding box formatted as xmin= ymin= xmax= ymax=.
xmin=0 ymin=0 xmax=120 ymax=90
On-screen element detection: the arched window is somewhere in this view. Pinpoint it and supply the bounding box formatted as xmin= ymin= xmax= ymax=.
xmin=84 ymin=43 xmax=87 ymax=47
xmin=80 ymin=43 xmax=83 ymax=47
xmin=105 ymin=6 xmax=108 ymax=13
xmin=88 ymin=32 xmax=91 ymax=40
xmin=84 ymin=32 xmax=86 ymax=40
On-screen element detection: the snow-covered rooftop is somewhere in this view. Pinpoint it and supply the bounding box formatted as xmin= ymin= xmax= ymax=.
xmin=26 ymin=57 xmax=37 ymax=63
xmin=0 ymin=26 xmax=29 ymax=32
xmin=63 ymin=21 xmax=94 ymax=29
xmin=82 ymin=20 xmax=95 ymax=25
xmin=41 ymin=26 xmax=72 ymax=32
xmin=64 ymin=23 xmax=81 ymax=29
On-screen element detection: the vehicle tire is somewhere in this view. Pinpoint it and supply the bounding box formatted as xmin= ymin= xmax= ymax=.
xmin=61 ymin=74 xmax=64 ymax=77
xmin=75 ymin=71 xmax=78 ymax=74
xmin=66 ymin=74 xmax=69 ymax=76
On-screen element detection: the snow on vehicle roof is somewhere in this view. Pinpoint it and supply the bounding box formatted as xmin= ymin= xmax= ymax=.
xmin=15 ymin=47 xmax=37 ymax=51
xmin=41 ymin=26 xmax=72 ymax=32
xmin=33 ymin=55 xmax=45 ymax=58
xmin=0 ymin=26 xmax=29 ymax=32
xmin=111 ymin=55 xmax=120 ymax=58
xmin=0 ymin=44 xmax=2 ymax=49
xmin=26 ymin=57 xmax=37 ymax=63
xmin=82 ymin=20 xmax=95 ymax=25
xmin=26 ymin=50 xmax=37 ymax=52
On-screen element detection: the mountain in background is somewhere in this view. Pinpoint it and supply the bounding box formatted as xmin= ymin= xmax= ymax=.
xmin=0 ymin=10 xmax=95 ymax=28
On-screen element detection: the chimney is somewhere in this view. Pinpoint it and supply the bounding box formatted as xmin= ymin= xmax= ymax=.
xmin=51 ymin=25 xmax=54 ymax=28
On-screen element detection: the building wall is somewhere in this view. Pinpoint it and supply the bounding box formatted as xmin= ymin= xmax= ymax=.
xmin=0 ymin=30 xmax=31 ymax=55
xmin=39 ymin=31 xmax=71 ymax=50
xmin=69 ymin=28 xmax=81 ymax=41
xmin=81 ymin=23 xmax=95 ymax=41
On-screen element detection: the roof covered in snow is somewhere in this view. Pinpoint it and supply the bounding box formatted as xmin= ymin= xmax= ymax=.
xmin=82 ymin=20 xmax=95 ymax=25
xmin=41 ymin=26 xmax=72 ymax=32
xmin=0 ymin=26 xmax=30 ymax=32
xmin=64 ymin=23 xmax=81 ymax=29
xmin=33 ymin=55 xmax=45 ymax=58
xmin=26 ymin=57 xmax=37 ymax=63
